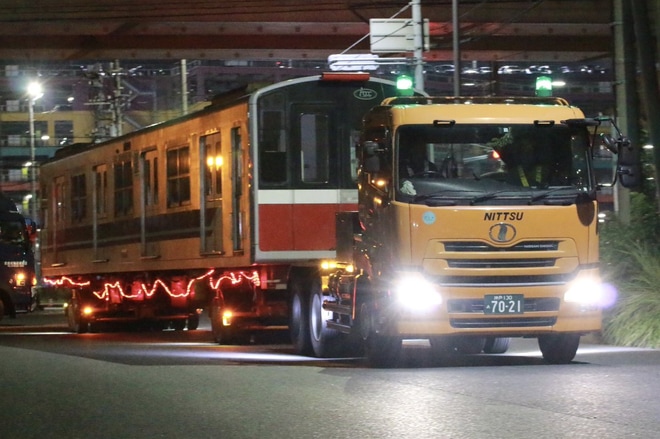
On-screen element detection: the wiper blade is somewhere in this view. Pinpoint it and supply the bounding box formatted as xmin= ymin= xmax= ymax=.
xmin=529 ymin=187 xmax=582 ymax=203
xmin=469 ymin=190 xmax=514 ymax=205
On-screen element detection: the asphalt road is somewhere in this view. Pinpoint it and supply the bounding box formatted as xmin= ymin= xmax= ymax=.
xmin=1 ymin=309 xmax=658 ymax=439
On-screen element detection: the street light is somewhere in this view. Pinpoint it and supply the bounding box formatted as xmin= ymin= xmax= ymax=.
xmin=27 ymin=81 xmax=43 ymax=223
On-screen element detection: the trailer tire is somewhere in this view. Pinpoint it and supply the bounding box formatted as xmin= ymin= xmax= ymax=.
xmin=210 ymin=299 xmax=231 ymax=344
xmin=538 ymin=333 xmax=580 ymax=364
xmin=289 ymin=275 xmax=313 ymax=356
xmin=187 ymin=313 xmax=200 ymax=330
xmin=66 ymin=300 xmax=89 ymax=334
xmin=309 ymin=280 xmax=342 ymax=358
xmin=171 ymin=319 xmax=186 ymax=331
xmin=483 ymin=337 xmax=510 ymax=354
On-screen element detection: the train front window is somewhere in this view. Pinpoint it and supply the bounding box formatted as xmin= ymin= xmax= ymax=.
xmin=0 ymin=219 xmax=27 ymax=246
xmin=299 ymin=113 xmax=330 ymax=184
xmin=396 ymin=124 xmax=592 ymax=204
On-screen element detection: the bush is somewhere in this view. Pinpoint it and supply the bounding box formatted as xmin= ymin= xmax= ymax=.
xmin=600 ymin=192 xmax=660 ymax=348
xmin=602 ymin=244 xmax=660 ymax=348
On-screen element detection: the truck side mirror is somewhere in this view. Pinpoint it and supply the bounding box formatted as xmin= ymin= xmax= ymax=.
xmin=615 ymin=136 xmax=641 ymax=189
xmin=362 ymin=141 xmax=382 ymax=173
xmin=599 ymin=133 xmax=619 ymax=154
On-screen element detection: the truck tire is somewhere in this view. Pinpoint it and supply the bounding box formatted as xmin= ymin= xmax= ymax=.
xmin=538 ymin=334 xmax=580 ymax=364
xmin=483 ymin=337 xmax=510 ymax=354
xmin=366 ymin=334 xmax=402 ymax=368
xmin=309 ymin=281 xmax=342 ymax=358
xmin=289 ymin=276 xmax=313 ymax=355
xmin=359 ymin=302 xmax=401 ymax=367
xmin=0 ymin=298 xmax=4 ymax=322
xmin=454 ymin=336 xmax=486 ymax=354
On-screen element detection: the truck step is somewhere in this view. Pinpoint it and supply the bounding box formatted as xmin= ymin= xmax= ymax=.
xmin=327 ymin=320 xmax=352 ymax=334
xmin=322 ymin=301 xmax=352 ymax=316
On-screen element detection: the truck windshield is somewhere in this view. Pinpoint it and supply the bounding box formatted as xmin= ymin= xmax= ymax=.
xmin=0 ymin=219 xmax=28 ymax=246
xmin=396 ymin=123 xmax=593 ymax=204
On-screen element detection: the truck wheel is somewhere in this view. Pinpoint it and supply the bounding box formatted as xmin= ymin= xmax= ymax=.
xmin=0 ymin=299 xmax=5 ymax=321
xmin=454 ymin=336 xmax=486 ymax=354
xmin=429 ymin=336 xmax=454 ymax=358
xmin=483 ymin=337 xmax=510 ymax=354
xmin=538 ymin=334 xmax=580 ymax=364
xmin=366 ymin=334 xmax=402 ymax=368
xmin=289 ymin=276 xmax=312 ymax=355
xmin=187 ymin=313 xmax=200 ymax=330
xmin=359 ymin=302 xmax=401 ymax=367
xmin=309 ymin=281 xmax=342 ymax=358
xmin=66 ymin=301 xmax=88 ymax=334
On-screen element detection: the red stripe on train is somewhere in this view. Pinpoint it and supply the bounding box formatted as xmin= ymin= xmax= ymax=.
xmin=258 ymin=203 xmax=357 ymax=251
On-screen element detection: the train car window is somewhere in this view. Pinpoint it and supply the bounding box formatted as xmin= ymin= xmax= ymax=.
xmin=114 ymin=159 xmax=133 ymax=216
xmin=94 ymin=165 xmax=108 ymax=216
xmin=166 ymin=146 xmax=191 ymax=207
xmin=70 ymin=173 xmax=87 ymax=222
xmin=299 ymin=113 xmax=330 ymax=184
xmin=259 ymin=110 xmax=287 ymax=185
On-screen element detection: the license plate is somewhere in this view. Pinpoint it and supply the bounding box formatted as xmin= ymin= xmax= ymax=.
xmin=484 ymin=294 xmax=524 ymax=314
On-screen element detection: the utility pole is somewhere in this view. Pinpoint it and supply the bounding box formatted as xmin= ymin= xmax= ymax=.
xmin=452 ymin=0 xmax=460 ymax=96
xmin=411 ymin=0 xmax=424 ymax=92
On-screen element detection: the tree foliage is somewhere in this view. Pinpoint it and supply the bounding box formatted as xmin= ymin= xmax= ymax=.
xmin=600 ymin=192 xmax=660 ymax=348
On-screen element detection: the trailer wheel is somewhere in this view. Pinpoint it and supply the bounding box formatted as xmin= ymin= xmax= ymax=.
xmin=289 ymin=276 xmax=312 ymax=355
xmin=309 ymin=280 xmax=341 ymax=358
xmin=171 ymin=319 xmax=186 ymax=331
xmin=210 ymin=299 xmax=228 ymax=343
xmin=187 ymin=313 xmax=200 ymax=330
xmin=483 ymin=337 xmax=510 ymax=354
xmin=66 ymin=300 xmax=89 ymax=334
xmin=538 ymin=334 xmax=580 ymax=364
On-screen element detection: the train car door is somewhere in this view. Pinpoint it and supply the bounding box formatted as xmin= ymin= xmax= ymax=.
xmin=138 ymin=149 xmax=160 ymax=258
xmin=289 ymin=103 xmax=339 ymax=251
xmin=230 ymin=126 xmax=244 ymax=253
xmin=199 ymin=132 xmax=224 ymax=254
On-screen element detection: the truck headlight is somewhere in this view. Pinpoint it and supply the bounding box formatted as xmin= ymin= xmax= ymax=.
xmin=564 ymin=277 xmax=617 ymax=308
xmin=393 ymin=272 xmax=442 ymax=311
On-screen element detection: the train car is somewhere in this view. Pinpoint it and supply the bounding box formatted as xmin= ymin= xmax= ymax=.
xmin=39 ymin=73 xmax=419 ymax=341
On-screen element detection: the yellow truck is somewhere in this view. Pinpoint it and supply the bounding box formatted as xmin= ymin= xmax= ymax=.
xmin=301 ymin=96 xmax=638 ymax=366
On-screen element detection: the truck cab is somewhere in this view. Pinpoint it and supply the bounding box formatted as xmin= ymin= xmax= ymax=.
xmin=0 ymin=198 xmax=36 ymax=320
xmin=312 ymin=96 xmax=637 ymax=366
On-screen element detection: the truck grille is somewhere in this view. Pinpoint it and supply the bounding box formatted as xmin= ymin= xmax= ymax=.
xmin=444 ymin=241 xmax=560 ymax=252
xmin=447 ymin=258 xmax=555 ymax=269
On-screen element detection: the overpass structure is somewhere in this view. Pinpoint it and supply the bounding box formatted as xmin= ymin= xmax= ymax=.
xmin=0 ymin=0 xmax=614 ymax=63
